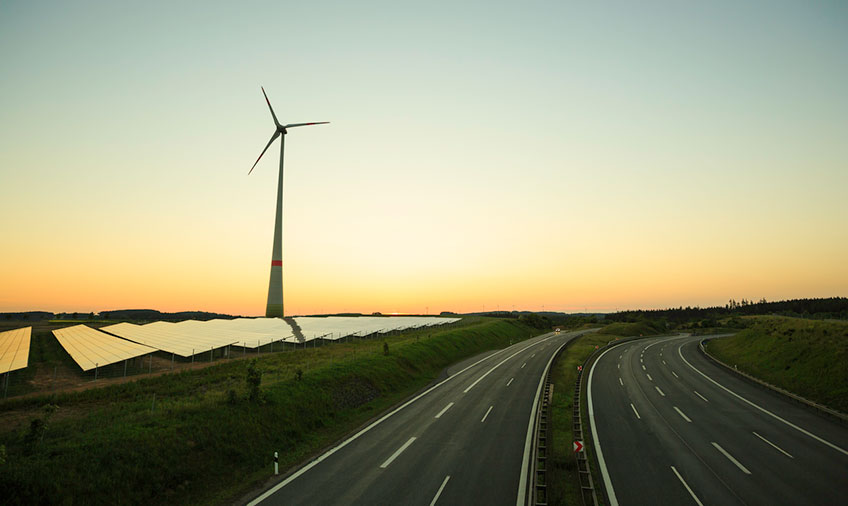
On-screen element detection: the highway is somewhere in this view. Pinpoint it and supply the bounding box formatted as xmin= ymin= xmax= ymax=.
xmin=247 ymin=329 xmax=591 ymax=506
xmin=588 ymin=334 xmax=848 ymax=506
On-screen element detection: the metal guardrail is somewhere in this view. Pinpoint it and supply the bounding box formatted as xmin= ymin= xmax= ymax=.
xmin=573 ymin=356 xmax=598 ymax=506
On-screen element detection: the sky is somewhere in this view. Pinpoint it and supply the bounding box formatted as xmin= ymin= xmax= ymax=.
xmin=1 ymin=0 xmax=846 ymax=316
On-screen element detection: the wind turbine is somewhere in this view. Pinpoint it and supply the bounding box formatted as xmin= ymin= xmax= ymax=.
xmin=249 ymin=87 xmax=328 ymax=318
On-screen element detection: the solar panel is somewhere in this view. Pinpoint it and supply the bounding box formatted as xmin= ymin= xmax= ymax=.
xmin=0 ymin=326 xmax=32 ymax=373
xmin=101 ymin=322 xmax=243 ymax=357
xmin=98 ymin=316 xmax=459 ymax=355
xmin=52 ymin=325 xmax=155 ymax=371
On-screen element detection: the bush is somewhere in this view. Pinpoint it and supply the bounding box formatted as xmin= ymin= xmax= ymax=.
xmin=246 ymin=360 xmax=262 ymax=403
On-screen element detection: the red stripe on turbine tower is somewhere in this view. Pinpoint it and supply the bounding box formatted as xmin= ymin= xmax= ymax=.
xmin=271 ymin=260 xmax=282 ymax=266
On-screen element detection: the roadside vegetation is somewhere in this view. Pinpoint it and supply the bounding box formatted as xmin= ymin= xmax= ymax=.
xmin=0 ymin=317 xmax=541 ymax=505
xmin=706 ymin=316 xmax=848 ymax=413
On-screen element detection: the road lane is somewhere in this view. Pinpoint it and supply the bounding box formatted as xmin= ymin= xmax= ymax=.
xmin=249 ymin=329 xmax=594 ymax=505
xmin=590 ymin=334 xmax=848 ymax=506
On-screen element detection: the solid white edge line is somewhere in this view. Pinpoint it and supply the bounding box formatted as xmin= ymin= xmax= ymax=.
xmin=430 ymin=475 xmax=451 ymax=506
xmin=481 ymin=405 xmax=494 ymax=423
xmin=694 ymin=391 xmax=709 ymax=403
xmin=674 ymin=406 xmax=692 ymax=422
xmin=248 ymin=335 xmax=552 ymax=505
xmin=380 ymin=437 xmax=417 ymax=469
xmin=671 ymin=466 xmax=704 ymax=506
xmin=753 ymin=431 xmax=794 ymax=458
xmin=630 ymin=403 xmax=641 ymax=419
xmin=517 ymin=333 xmax=579 ymax=506
xmin=711 ymin=441 xmax=751 ymax=474
xmin=507 ymin=377 xmax=514 ymax=386
xmin=678 ymin=343 xmax=848 ymax=457
xmin=435 ymin=402 xmax=454 ymax=419
xmin=655 ymin=386 xmax=665 ymax=397
xmin=588 ymin=344 xmax=622 ymax=506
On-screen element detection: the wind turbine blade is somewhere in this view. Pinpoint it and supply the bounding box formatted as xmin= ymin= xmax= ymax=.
xmin=284 ymin=122 xmax=330 ymax=128
xmin=261 ymin=86 xmax=281 ymax=128
xmin=248 ymin=130 xmax=281 ymax=174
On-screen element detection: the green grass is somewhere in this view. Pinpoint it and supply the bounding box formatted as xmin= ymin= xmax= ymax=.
xmin=596 ymin=320 xmax=664 ymax=337
xmin=0 ymin=317 xmax=540 ymax=505
xmin=706 ymin=316 xmax=848 ymax=413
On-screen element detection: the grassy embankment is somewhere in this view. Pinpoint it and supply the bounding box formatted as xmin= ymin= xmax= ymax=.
xmin=706 ymin=316 xmax=848 ymax=413
xmin=547 ymin=320 xmax=666 ymax=506
xmin=0 ymin=317 xmax=540 ymax=505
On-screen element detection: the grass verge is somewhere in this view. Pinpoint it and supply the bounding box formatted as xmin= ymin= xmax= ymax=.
xmin=0 ymin=317 xmax=540 ymax=505
xmin=706 ymin=316 xmax=848 ymax=413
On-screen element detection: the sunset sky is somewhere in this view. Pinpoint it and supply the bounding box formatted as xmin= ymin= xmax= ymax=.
xmin=1 ymin=1 xmax=846 ymax=316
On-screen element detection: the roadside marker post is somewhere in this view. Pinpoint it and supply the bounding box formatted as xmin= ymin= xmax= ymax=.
xmin=274 ymin=451 xmax=279 ymax=475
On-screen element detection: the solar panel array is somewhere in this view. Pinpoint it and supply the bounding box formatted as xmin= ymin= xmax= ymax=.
xmin=99 ymin=316 xmax=458 ymax=356
xmin=52 ymin=325 xmax=155 ymax=371
xmin=100 ymin=322 xmax=245 ymax=358
xmin=0 ymin=326 xmax=31 ymax=374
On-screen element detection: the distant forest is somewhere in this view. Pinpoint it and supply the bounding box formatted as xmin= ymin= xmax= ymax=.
xmin=0 ymin=309 xmax=238 ymax=322
xmin=606 ymin=297 xmax=848 ymax=324
xmin=471 ymin=297 xmax=848 ymax=330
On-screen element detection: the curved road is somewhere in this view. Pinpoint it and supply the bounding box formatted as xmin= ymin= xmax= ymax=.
xmin=589 ymin=334 xmax=848 ymax=505
xmin=247 ymin=329 xmax=592 ymax=506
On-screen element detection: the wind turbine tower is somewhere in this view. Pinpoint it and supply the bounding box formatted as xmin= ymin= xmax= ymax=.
xmin=249 ymin=87 xmax=328 ymax=317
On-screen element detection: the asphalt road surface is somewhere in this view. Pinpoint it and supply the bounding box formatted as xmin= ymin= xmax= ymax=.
xmin=248 ymin=329 xmax=591 ymax=506
xmin=588 ymin=334 xmax=848 ymax=506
